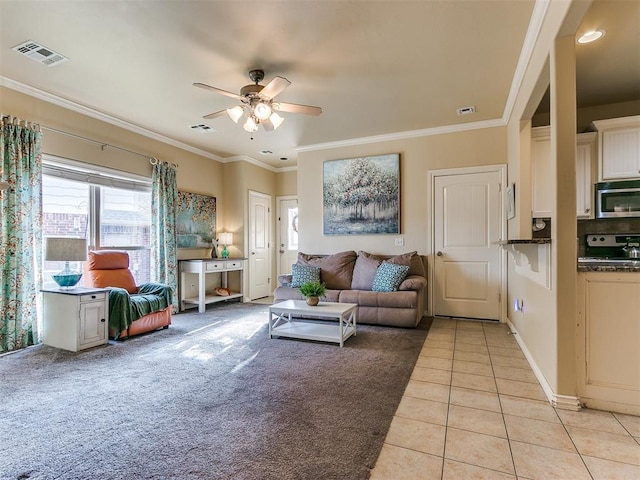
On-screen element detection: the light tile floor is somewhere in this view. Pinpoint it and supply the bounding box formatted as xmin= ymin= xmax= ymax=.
xmin=370 ymin=317 xmax=640 ymax=480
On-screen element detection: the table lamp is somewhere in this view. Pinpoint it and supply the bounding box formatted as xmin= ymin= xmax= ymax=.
xmin=45 ymin=237 xmax=87 ymax=289
xmin=218 ymin=232 xmax=233 ymax=259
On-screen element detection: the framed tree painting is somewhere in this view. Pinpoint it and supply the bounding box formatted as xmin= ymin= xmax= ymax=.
xmin=323 ymin=153 xmax=400 ymax=235
xmin=176 ymin=191 xmax=216 ymax=248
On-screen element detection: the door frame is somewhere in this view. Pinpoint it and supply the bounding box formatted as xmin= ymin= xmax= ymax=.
xmin=247 ymin=189 xmax=272 ymax=300
xmin=426 ymin=164 xmax=508 ymax=321
xmin=276 ymin=195 xmax=298 ymax=277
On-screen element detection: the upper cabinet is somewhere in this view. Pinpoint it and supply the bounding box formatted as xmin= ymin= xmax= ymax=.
xmin=593 ymin=116 xmax=640 ymax=181
xmin=531 ymin=126 xmax=552 ymax=218
xmin=530 ymin=127 xmax=596 ymax=219
xmin=576 ymin=132 xmax=596 ymax=219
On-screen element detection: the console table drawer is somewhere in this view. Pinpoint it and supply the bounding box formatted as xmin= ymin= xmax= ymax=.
xmin=225 ymin=260 xmax=243 ymax=269
xmin=206 ymin=262 xmax=225 ymax=271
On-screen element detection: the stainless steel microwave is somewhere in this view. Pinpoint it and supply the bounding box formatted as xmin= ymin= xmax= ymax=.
xmin=596 ymin=180 xmax=640 ymax=218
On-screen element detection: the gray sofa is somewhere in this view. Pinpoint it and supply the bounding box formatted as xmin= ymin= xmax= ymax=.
xmin=273 ymin=250 xmax=427 ymax=327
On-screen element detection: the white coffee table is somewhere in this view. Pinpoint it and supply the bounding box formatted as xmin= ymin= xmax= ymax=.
xmin=268 ymin=300 xmax=357 ymax=347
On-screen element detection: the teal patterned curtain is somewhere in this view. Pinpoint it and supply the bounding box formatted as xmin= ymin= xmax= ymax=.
xmin=0 ymin=117 xmax=43 ymax=353
xmin=151 ymin=160 xmax=178 ymax=313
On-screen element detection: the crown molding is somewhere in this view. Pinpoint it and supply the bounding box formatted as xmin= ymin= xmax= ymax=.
xmin=0 ymin=76 xmax=226 ymax=162
xmin=1 ymin=76 xmax=299 ymax=173
xmin=296 ymin=118 xmax=505 ymax=153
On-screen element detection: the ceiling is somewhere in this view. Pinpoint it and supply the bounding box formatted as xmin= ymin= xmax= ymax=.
xmin=0 ymin=1 xmax=638 ymax=169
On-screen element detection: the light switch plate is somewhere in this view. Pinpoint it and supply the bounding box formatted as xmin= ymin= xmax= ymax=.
xmin=394 ymin=237 xmax=404 ymax=247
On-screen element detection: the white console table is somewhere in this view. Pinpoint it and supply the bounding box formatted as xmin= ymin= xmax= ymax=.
xmin=179 ymin=258 xmax=245 ymax=313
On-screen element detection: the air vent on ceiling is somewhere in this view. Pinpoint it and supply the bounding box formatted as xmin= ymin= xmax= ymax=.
xmin=12 ymin=40 xmax=68 ymax=67
xmin=456 ymin=105 xmax=476 ymax=116
xmin=190 ymin=124 xmax=216 ymax=133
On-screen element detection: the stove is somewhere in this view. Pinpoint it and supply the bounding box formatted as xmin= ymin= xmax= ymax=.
xmin=582 ymin=233 xmax=640 ymax=262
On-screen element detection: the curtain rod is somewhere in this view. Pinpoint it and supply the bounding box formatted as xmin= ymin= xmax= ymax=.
xmin=39 ymin=125 xmax=178 ymax=168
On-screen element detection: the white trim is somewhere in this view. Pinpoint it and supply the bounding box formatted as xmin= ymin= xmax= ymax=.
xmin=501 ymin=0 xmax=552 ymax=125
xmin=506 ymin=317 xmax=582 ymax=411
xmin=1 ymin=76 xmax=293 ymax=174
xmin=297 ymin=118 xmax=505 ymax=153
xmin=427 ymin=165 xmax=507 ymax=321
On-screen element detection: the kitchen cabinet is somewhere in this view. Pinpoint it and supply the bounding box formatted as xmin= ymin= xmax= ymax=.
xmin=576 ymin=272 xmax=640 ymax=415
xmin=179 ymin=259 xmax=245 ymax=313
xmin=531 ymin=126 xmax=552 ymax=218
xmin=576 ymin=132 xmax=596 ymax=218
xmin=593 ymin=116 xmax=640 ymax=181
xmin=42 ymin=287 xmax=109 ymax=352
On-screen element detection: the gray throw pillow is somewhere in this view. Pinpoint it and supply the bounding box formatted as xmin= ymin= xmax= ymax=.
xmin=290 ymin=264 xmax=321 ymax=288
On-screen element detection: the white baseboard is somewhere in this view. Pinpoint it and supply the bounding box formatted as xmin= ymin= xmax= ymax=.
xmin=506 ymin=317 xmax=582 ymax=411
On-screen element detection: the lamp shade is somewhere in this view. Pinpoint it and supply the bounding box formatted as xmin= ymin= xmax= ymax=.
xmin=45 ymin=237 xmax=88 ymax=262
xmin=226 ymin=105 xmax=244 ymax=123
xmin=45 ymin=237 xmax=87 ymax=289
xmin=218 ymin=232 xmax=233 ymax=246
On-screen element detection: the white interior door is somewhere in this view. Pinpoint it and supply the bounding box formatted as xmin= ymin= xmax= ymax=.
xmin=277 ymin=196 xmax=298 ymax=276
xmin=433 ymin=170 xmax=502 ymax=320
xmin=249 ymin=191 xmax=271 ymax=300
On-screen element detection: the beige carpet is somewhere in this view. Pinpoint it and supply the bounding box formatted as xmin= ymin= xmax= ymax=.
xmin=1 ymin=302 xmax=431 ymax=480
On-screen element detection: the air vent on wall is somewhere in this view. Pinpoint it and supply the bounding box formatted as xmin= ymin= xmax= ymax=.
xmin=12 ymin=40 xmax=68 ymax=67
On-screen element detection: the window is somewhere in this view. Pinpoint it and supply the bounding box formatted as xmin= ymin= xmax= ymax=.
xmin=42 ymin=157 xmax=152 ymax=287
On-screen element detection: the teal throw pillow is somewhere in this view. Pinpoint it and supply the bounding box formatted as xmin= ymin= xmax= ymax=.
xmin=291 ymin=264 xmax=321 ymax=288
xmin=372 ymin=262 xmax=410 ymax=292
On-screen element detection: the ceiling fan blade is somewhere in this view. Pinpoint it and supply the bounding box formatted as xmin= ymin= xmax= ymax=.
xmin=274 ymin=102 xmax=322 ymax=116
xmin=193 ymin=82 xmax=242 ymax=100
xmin=261 ymin=118 xmax=275 ymax=131
xmin=259 ymin=76 xmax=291 ymax=100
xmin=202 ymin=110 xmax=227 ymax=120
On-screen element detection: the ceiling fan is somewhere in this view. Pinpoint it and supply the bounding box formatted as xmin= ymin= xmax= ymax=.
xmin=194 ymin=69 xmax=322 ymax=133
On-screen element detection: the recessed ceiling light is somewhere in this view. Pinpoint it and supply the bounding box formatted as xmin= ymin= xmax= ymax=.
xmin=577 ymin=30 xmax=605 ymax=44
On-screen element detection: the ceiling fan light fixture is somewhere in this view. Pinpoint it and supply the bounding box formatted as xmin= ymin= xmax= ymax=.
xmin=226 ymin=105 xmax=244 ymax=123
xmin=577 ymin=30 xmax=605 ymax=44
xmin=243 ymin=116 xmax=259 ymax=133
xmin=254 ymin=101 xmax=272 ymax=121
xmin=269 ymin=112 xmax=284 ymax=130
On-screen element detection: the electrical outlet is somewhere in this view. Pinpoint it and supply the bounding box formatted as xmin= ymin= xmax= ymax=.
xmin=394 ymin=237 xmax=404 ymax=247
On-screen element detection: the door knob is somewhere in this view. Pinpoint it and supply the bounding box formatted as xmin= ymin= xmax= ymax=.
xmin=251 ymin=252 xmax=256 ymax=255
xmin=436 ymin=251 xmax=443 ymax=256
xmin=279 ymin=250 xmax=284 ymax=254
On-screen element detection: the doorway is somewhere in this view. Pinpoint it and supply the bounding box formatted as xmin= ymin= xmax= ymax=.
xmin=277 ymin=196 xmax=298 ymax=277
xmin=428 ymin=166 xmax=506 ymax=321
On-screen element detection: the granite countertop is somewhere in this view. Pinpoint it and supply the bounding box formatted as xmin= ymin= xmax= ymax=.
xmin=496 ymin=238 xmax=552 ymax=245
xmin=577 ymin=258 xmax=640 ymax=273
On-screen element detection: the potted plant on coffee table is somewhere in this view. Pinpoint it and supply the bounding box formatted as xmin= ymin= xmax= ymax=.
xmin=299 ymin=280 xmax=326 ymax=306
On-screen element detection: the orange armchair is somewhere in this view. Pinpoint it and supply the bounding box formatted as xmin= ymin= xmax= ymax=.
xmin=83 ymin=250 xmax=172 ymax=339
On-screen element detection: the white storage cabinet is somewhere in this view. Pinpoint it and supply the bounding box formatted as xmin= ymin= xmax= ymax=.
xmin=42 ymin=287 xmax=109 ymax=352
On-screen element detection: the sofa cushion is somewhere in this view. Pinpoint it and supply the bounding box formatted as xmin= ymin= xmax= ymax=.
xmin=372 ymin=262 xmax=410 ymax=292
xmin=385 ymin=251 xmax=426 ymax=278
xmin=86 ymin=268 xmax=138 ymax=294
xmin=351 ymin=252 xmax=382 ymax=290
xmin=297 ymin=251 xmax=357 ymax=290
xmin=290 ymin=264 xmax=321 ymax=288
